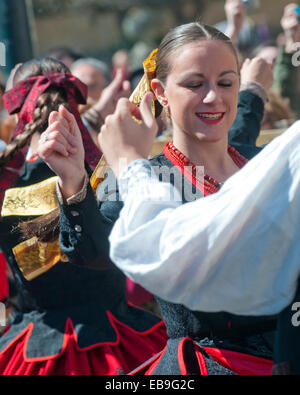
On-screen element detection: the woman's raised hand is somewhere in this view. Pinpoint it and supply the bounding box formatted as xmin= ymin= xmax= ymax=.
xmin=224 ymin=0 xmax=246 ymax=44
xmin=38 ymin=105 xmax=86 ymax=199
xmin=280 ymin=3 xmax=300 ymax=53
xmin=93 ymin=68 xmax=131 ymax=121
xmin=98 ymin=92 xmax=158 ymax=178
xmin=240 ymin=57 xmax=274 ymax=92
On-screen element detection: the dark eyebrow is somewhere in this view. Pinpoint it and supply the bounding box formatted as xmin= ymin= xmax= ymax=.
xmin=219 ymin=70 xmax=238 ymax=77
xmin=180 ymin=70 xmax=238 ymax=79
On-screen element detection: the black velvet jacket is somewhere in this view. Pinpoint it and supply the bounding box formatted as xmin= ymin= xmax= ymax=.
xmin=0 ymin=90 xmax=274 ymax=360
xmin=81 ymin=90 xmax=276 ymax=359
xmin=0 ymin=159 xmax=161 ymax=359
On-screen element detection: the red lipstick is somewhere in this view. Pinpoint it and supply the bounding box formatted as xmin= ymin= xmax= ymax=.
xmin=195 ymin=112 xmax=225 ymax=125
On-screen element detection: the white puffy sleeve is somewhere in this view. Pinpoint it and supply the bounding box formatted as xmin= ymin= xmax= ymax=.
xmin=109 ymin=122 xmax=300 ymax=316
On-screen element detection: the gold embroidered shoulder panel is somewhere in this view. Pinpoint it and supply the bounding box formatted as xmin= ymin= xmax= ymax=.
xmin=2 ymin=163 xmax=110 ymax=281
xmin=1 ymin=176 xmax=58 ymax=217
xmin=13 ymin=237 xmax=68 ymax=281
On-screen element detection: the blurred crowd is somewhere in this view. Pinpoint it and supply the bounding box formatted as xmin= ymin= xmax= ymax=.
xmin=0 ymin=1 xmax=300 ymax=152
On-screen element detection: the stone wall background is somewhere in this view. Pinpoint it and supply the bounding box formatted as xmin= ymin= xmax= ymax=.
xmin=31 ymin=0 xmax=293 ymax=66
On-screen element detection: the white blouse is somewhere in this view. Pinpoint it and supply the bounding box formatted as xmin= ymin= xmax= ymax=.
xmin=109 ymin=121 xmax=300 ymax=316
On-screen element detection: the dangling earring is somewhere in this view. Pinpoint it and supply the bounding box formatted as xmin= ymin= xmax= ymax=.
xmin=164 ymin=106 xmax=171 ymax=119
xmin=163 ymin=105 xmax=172 ymax=134
xmin=161 ymin=100 xmax=171 ymax=119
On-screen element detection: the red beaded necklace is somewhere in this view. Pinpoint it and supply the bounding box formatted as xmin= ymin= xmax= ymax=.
xmin=163 ymin=141 xmax=248 ymax=196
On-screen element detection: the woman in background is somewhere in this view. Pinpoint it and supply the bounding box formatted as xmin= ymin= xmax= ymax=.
xmin=39 ymin=23 xmax=277 ymax=375
xmin=0 ymin=57 xmax=167 ymax=375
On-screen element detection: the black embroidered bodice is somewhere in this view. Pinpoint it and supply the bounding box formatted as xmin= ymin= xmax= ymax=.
xmin=0 ymin=158 xmax=162 ymax=359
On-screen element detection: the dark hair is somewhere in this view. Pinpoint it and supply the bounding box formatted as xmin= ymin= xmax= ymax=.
xmin=156 ymin=22 xmax=240 ymax=85
xmin=44 ymin=47 xmax=84 ymax=64
xmin=13 ymin=57 xmax=70 ymax=84
xmin=1 ymin=57 xmax=72 ymax=242
xmin=130 ymin=68 xmax=144 ymax=91
xmin=0 ymin=58 xmax=70 ymax=169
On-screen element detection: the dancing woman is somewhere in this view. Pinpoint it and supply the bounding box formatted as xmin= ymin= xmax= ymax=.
xmin=39 ymin=23 xmax=279 ymax=375
xmin=0 ymin=57 xmax=167 ymax=375
xmin=105 ymin=23 xmax=277 ymax=375
xmin=100 ymin=24 xmax=300 ymax=375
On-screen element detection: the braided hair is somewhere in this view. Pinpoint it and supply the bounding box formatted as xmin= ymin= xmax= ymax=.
xmin=0 ymin=58 xmax=70 ymax=170
xmin=0 ymin=89 xmax=69 ymax=168
xmin=14 ymin=92 xmax=70 ymax=242
xmin=2 ymin=58 xmax=72 ymax=242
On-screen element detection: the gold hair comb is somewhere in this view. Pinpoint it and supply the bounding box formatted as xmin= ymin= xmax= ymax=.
xmin=129 ymin=49 xmax=161 ymax=118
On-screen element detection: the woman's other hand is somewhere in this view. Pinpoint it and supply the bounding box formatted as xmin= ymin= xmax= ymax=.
xmin=93 ymin=68 xmax=131 ymax=123
xmin=38 ymin=105 xmax=86 ymax=199
xmin=98 ymin=92 xmax=158 ymax=178
xmin=240 ymin=57 xmax=274 ymax=92
xmin=225 ymin=0 xmax=246 ymax=44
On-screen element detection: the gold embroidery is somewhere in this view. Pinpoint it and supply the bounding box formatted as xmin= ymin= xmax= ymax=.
xmin=90 ymin=155 xmax=109 ymax=191
xmin=13 ymin=237 xmax=67 ymax=281
xmin=90 ymin=48 xmax=159 ymax=192
xmin=3 ymin=50 xmax=160 ymax=280
xmin=5 ymin=162 xmax=110 ymax=281
xmin=1 ymin=177 xmax=59 ymax=217
xmin=2 ymin=160 xmax=107 ymax=218
xmin=143 ymin=48 xmax=158 ymax=75
xmin=129 ymin=48 xmax=158 ymax=118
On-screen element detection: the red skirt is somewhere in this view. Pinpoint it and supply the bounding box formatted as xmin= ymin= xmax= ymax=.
xmin=0 ymin=312 xmax=167 ymax=375
xmin=130 ymin=337 xmax=273 ymax=375
xmin=202 ymin=346 xmax=273 ymax=375
xmin=0 ymin=252 xmax=8 ymax=302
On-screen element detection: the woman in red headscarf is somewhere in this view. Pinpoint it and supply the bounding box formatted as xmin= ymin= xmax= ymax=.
xmin=0 ymin=57 xmax=167 ymax=375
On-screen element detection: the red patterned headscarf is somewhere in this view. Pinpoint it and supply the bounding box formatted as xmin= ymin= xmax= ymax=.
xmin=3 ymin=72 xmax=100 ymax=167
xmin=0 ymin=72 xmax=101 ymax=216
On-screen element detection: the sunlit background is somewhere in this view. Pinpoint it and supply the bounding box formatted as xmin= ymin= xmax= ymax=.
xmin=0 ymin=0 xmax=295 ymax=80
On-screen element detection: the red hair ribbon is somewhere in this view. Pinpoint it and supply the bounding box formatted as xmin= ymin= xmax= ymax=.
xmin=0 ymin=72 xmax=101 ymax=216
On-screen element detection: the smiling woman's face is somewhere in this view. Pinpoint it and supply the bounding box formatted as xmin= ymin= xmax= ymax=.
xmin=157 ymin=39 xmax=240 ymax=143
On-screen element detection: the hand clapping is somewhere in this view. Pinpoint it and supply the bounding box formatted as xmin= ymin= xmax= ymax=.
xmin=98 ymin=92 xmax=158 ymax=179
xmin=38 ymin=105 xmax=86 ymax=200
